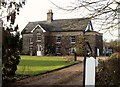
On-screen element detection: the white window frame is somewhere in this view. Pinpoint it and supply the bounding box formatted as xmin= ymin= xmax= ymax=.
xmin=56 ymin=46 xmax=61 ymax=54
xmin=29 ymin=37 xmax=33 ymax=44
xmin=70 ymin=36 xmax=76 ymax=43
xmin=29 ymin=44 xmax=33 ymax=51
xmin=37 ymin=33 xmax=41 ymax=42
xmin=56 ymin=36 xmax=61 ymax=44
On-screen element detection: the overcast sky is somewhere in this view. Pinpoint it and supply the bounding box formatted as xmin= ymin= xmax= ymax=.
xmin=16 ymin=0 xmax=118 ymax=42
xmin=16 ymin=0 xmax=82 ymax=30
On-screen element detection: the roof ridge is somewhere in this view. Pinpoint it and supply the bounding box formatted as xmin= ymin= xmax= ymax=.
xmin=54 ymin=17 xmax=90 ymax=20
xmin=28 ymin=17 xmax=90 ymax=23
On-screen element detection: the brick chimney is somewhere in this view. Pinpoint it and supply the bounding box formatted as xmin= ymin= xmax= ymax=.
xmin=47 ymin=10 xmax=53 ymax=23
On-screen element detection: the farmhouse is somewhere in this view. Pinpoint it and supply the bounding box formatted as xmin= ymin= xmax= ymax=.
xmin=22 ymin=10 xmax=103 ymax=56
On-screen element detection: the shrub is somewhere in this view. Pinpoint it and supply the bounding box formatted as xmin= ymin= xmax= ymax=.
xmin=96 ymin=53 xmax=120 ymax=86
xmin=64 ymin=55 xmax=74 ymax=62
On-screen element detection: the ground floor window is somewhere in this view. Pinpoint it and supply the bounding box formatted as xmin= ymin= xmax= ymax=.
xmin=56 ymin=46 xmax=61 ymax=55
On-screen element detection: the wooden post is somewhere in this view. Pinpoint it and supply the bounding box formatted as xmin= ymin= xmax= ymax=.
xmin=74 ymin=52 xmax=77 ymax=61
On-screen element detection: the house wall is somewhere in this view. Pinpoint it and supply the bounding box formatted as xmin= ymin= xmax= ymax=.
xmin=22 ymin=33 xmax=32 ymax=54
xmin=45 ymin=31 xmax=83 ymax=55
xmin=22 ymin=27 xmax=46 ymax=55
xmin=86 ymin=32 xmax=103 ymax=55
xmin=32 ymin=28 xmax=45 ymax=55
xmin=22 ymin=31 xmax=103 ymax=56
xmin=95 ymin=34 xmax=103 ymax=55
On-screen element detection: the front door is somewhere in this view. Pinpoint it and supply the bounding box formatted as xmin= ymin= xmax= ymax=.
xmin=37 ymin=44 xmax=42 ymax=56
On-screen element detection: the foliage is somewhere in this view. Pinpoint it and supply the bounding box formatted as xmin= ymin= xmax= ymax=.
xmin=46 ymin=44 xmax=55 ymax=56
xmin=16 ymin=56 xmax=75 ymax=75
xmin=105 ymin=40 xmax=120 ymax=53
xmin=96 ymin=53 xmax=120 ymax=86
xmin=110 ymin=52 xmax=120 ymax=59
xmin=76 ymin=36 xmax=84 ymax=56
xmin=2 ymin=30 xmax=21 ymax=82
xmin=1 ymin=0 xmax=26 ymax=83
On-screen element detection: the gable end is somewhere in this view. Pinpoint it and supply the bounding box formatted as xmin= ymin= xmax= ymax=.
xmin=31 ymin=24 xmax=46 ymax=33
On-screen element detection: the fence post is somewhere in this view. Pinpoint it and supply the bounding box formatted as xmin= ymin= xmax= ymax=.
xmin=85 ymin=57 xmax=96 ymax=87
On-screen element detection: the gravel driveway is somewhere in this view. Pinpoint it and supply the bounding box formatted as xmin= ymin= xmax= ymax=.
xmin=2 ymin=57 xmax=87 ymax=87
xmin=8 ymin=56 xmax=107 ymax=87
xmin=11 ymin=60 xmax=84 ymax=87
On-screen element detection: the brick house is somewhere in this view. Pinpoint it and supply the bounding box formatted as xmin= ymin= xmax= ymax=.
xmin=21 ymin=10 xmax=103 ymax=56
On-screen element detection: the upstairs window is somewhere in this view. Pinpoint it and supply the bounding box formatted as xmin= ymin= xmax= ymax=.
xmin=56 ymin=36 xmax=61 ymax=43
xmin=29 ymin=37 xmax=33 ymax=51
xmin=37 ymin=33 xmax=41 ymax=41
xmin=29 ymin=37 xmax=32 ymax=42
xmin=70 ymin=36 xmax=76 ymax=43
xmin=29 ymin=37 xmax=33 ymax=44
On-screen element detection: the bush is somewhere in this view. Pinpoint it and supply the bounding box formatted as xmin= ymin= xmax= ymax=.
xmin=64 ymin=55 xmax=74 ymax=62
xmin=96 ymin=53 xmax=120 ymax=86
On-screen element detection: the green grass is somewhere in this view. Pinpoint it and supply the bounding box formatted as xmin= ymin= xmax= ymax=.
xmin=16 ymin=56 xmax=75 ymax=75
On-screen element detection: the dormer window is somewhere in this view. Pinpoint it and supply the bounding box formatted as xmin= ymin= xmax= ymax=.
xmin=56 ymin=36 xmax=61 ymax=44
xmin=70 ymin=36 xmax=76 ymax=43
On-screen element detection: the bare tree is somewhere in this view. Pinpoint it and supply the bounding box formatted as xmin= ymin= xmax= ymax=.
xmin=49 ymin=0 xmax=120 ymax=34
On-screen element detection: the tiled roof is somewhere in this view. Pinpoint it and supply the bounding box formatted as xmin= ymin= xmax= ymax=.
xmin=22 ymin=18 xmax=90 ymax=33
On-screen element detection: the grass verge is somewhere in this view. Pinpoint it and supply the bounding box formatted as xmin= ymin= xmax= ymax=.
xmin=16 ymin=56 xmax=77 ymax=75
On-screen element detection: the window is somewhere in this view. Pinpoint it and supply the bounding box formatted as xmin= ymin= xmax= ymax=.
xmin=29 ymin=44 xmax=33 ymax=50
xmin=29 ymin=37 xmax=33 ymax=43
xmin=70 ymin=36 xmax=76 ymax=43
xmin=56 ymin=36 xmax=61 ymax=43
xmin=56 ymin=46 xmax=61 ymax=54
xmin=29 ymin=37 xmax=33 ymax=45
xmin=29 ymin=37 xmax=33 ymax=51
xmin=37 ymin=33 xmax=41 ymax=41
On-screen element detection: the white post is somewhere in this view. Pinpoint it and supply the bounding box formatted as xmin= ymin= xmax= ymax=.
xmin=85 ymin=57 xmax=96 ymax=87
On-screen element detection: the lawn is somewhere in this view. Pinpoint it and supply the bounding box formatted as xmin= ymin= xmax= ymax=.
xmin=16 ymin=56 xmax=76 ymax=75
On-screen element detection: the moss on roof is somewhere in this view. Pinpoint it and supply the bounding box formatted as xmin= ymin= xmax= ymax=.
xmin=22 ymin=18 xmax=90 ymax=33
